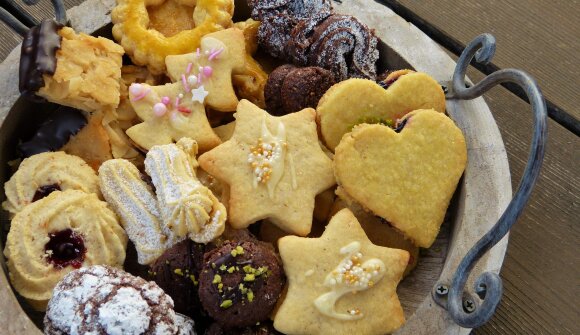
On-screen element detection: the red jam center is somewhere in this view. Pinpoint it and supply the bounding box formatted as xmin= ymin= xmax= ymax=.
xmin=32 ymin=183 xmax=61 ymax=202
xmin=44 ymin=229 xmax=86 ymax=269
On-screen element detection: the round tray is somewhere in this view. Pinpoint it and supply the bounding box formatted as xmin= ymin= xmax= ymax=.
xmin=0 ymin=0 xmax=532 ymax=334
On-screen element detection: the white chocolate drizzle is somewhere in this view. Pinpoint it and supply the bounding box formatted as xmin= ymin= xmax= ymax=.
xmin=248 ymin=118 xmax=289 ymax=198
xmin=313 ymin=241 xmax=386 ymax=321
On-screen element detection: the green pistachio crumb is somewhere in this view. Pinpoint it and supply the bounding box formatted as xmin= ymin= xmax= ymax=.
xmin=247 ymin=289 xmax=254 ymax=302
xmin=213 ymin=274 xmax=222 ymax=284
xmin=174 ymin=268 xmax=184 ymax=276
xmin=244 ymin=273 xmax=255 ymax=282
xmin=220 ymin=300 xmax=233 ymax=309
xmin=219 ymin=264 xmax=227 ymax=271
xmin=227 ymin=266 xmax=236 ymax=273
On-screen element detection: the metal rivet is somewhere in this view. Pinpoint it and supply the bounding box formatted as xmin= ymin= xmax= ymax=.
xmin=435 ymin=284 xmax=449 ymax=296
xmin=463 ymin=298 xmax=476 ymax=313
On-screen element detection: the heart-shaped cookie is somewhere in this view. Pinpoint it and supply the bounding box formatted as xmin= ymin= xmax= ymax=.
xmin=334 ymin=109 xmax=467 ymax=247
xmin=317 ymin=71 xmax=445 ymax=151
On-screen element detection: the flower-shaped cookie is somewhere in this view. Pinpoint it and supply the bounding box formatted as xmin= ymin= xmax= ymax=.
xmin=99 ymin=138 xmax=226 ymax=264
xmin=112 ymin=0 xmax=234 ymax=74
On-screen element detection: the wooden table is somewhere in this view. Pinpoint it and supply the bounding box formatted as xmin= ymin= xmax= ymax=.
xmin=0 ymin=0 xmax=577 ymax=334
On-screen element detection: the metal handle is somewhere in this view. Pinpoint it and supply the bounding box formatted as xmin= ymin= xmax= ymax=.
xmin=432 ymin=34 xmax=548 ymax=328
xmin=0 ymin=0 xmax=67 ymax=36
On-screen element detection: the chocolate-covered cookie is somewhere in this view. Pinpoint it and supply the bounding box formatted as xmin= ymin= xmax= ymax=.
xmin=18 ymin=106 xmax=87 ymax=158
xmin=198 ymin=241 xmax=285 ymax=328
xmin=264 ymin=64 xmax=297 ymax=114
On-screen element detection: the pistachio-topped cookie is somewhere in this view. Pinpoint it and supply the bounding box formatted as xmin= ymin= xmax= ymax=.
xmin=274 ymin=209 xmax=409 ymax=335
xmin=198 ymin=100 xmax=335 ymax=236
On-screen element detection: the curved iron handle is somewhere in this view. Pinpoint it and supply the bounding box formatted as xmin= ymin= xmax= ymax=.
xmin=0 ymin=0 xmax=67 ymax=37
xmin=432 ymin=33 xmax=548 ymax=328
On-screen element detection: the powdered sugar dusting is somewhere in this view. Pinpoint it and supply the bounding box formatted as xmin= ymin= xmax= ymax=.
xmin=44 ymin=266 xmax=196 ymax=335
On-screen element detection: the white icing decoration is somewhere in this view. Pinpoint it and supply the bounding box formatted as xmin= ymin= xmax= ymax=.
xmin=313 ymin=242 xmax=386 ymax=321
xmin=247 ymin=118 xmax=288 ymax=198
xmin=191 ymin=85 xmax=209 ymax=104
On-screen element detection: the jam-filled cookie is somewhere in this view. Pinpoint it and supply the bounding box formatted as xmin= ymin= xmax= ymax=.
xmin=3 ymin=190 xmax=127 ymax=310
xmin=112 ymin=0 xmax=234 ymax=74
xmin=317 ymin=72 xmax=446 ymax=151
xmin=334 ymin=110 xmax=467 ymax=248
xmin=2 ymin=151 xmax=101 ymax=216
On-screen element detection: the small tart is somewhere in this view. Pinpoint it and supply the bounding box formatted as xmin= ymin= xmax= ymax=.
xmin=112 ymin=0 xmax=235 ymax=74
xmin=2 ymin=152 xmax=101 ymax=216
xmin=3 ymin=190 xmax=127 ymax=310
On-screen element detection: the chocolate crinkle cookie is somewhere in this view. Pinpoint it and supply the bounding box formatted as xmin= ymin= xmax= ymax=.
xmin=265 ymin=64 xmax=336 ymax=115
xmin=44 ymin=265 xmax=196 ymax=335
xmin=198 ymin=241 xmax=285 ymax=328
xmin=249 ymin=0 xmax=332 ymax=20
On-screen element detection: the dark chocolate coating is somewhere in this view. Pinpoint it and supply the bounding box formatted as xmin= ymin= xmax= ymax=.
xmin=199 ymin=241 xmax=285 ymax=328
xmin=205 ymin=321 xmax=282 ymax=335
xmin=19 ymin=19 xmax=63 ymax=100
xmin=265 ymin=65 xmax=335 ymax=116
xmin=149 ymin=239 xmax=207 ymax=317
xmin=18 ymin=106 xmax=87 ymax=158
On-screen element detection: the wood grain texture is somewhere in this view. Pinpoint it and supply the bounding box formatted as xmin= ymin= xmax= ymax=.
xmin=463 ymin=67 xmax=580 ymax=334
xmin=395 ymin=0 xmax=580 ymax=121
xmin=0 ymin=22 xmax=22 ymax=62
xmin=9 ymin=0 xmax=85 ymax=22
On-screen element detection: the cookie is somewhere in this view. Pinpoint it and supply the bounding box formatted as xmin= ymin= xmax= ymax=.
xmin=125 ymin=81 xmax=221 ymax=151
xmin=330 ymin=196 xmax=419 ymax=277
xmin=199 ymin=240 xmax=285 ymax=328
xmin=233 ymin=19 xmax=268 ymax=108
xmin=317 ymin=73 xmax=446 ymax=151
xmin=99 ymin=138 xmax=226 ymax=264
xmin=17 ymin=106 xmax=87 ymax=158
xmin=44 ymin=265 xmax=196 ymax=335
xmin=165 ymin=29 xmax=247 ymax=112
xmin=274 ymin=208 xmax=408 ymax=335
xmin=334 ymin=110 xmax=467 ymax=247
xmin=21 ymin=22 xmax=124 ymax=112
xmin=60 ymin=112 xmax=113 ymax=170
xmin=2 ymin=151 xmax=101 ymax=216
xmin=265 ymin=64 xmax=336 ymax=115
xmin=198 ymin=100 xmax=335 ymax=236
xmin=112 ymin=0 xmax=234 ymax=74
xmin=3 ymin=190 xmax=127 ymax=310
xmin=206 ymin=321 xmax=282 ymax=335
xmin=149 ymin=239 xmax=206 ymax=317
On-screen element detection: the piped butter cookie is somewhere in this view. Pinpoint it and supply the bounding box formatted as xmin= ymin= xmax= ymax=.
xmin=274 ymin=208 xmax=408 ymax=335
xmin=334 ymin=110 xmax=467 ymax=248
xmin=3 ymin=190 xmax=127 ymax=310
xmin=99 ymin=138 xmax=226 ymax=265
xmin=2 ymin=152 xmax=101 ymax=216
xmin=198 ymin=100 xmax=335 ymax=236
xmin=317 ymin=72 xmax=445 ymax=151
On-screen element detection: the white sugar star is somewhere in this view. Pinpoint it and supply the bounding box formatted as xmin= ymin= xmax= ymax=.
xmin=191 ymin=85 xmax=209 ymax=104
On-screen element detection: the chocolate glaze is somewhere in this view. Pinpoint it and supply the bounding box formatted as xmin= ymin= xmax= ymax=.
xmin=18 ymin=106 xmax=87 ymax=158
xmin=19 ymin=19 xmax=64 ymax=100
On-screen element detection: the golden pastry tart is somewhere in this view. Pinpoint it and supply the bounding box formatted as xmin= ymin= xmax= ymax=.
xmin=112 ymin=0 xmax=235 ymax=74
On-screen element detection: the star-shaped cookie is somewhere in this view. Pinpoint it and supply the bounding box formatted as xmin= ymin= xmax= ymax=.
xmin=198 ymin=100 xmax=335 ymax=236
xmin=125 ymin=82 xmax=221 ymax=151
xmin=274 ymin=209 xmax=409 ymax=335
xmin=165 ymin=28 xmax=246 ymax=112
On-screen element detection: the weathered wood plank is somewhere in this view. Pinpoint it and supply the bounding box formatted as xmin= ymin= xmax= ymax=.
xmin=463 ymin=67 xmax=580 ymax=334
xmin=8 ymin=0 xmax=85 ymax=22
xmin=0 ymin=22 xmax=22 ymax=62
xmin=394 ymin=0 xmax=580 ymax=122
